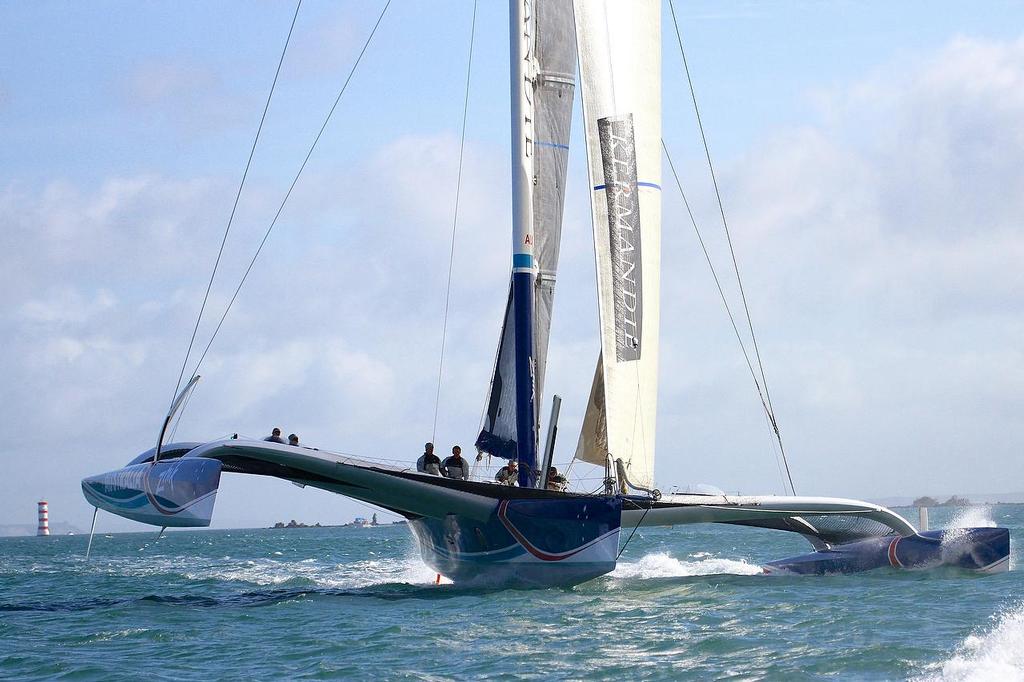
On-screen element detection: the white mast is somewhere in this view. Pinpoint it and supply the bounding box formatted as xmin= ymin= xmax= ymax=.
xmin=509 ymin=0 xmax=540 ymax=486
xmin=510 ymin=0 xmax=536 ymax=256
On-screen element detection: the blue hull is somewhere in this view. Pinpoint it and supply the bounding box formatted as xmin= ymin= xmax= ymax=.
xmin=408 ymin=496 xmax=622 ymax=587
xmin=81 ymin=459 xmax=222 ymax=527
xmin=764 ymin=528 xmax=1010 ymax=575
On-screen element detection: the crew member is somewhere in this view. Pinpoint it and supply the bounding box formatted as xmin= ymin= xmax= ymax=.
xmin=417 ymin=442 xmax=442 ymax=476
xmin=264 ymin=428 xmax=285 ymax=444
xmin=442 ymin=446 xmax=469 ymax=480
xmin=546 ymin=466 xmax=567 ymax=492
xmin=288 ymin=433 xmax=300 ymax=446
xmin=495 ymin=460 xmax=518 ymax=485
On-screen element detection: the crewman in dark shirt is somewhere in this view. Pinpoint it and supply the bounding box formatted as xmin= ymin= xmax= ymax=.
xmin=442 ymin=446 xmax=469 ymax=480
xmin=417 ymin=442 xmax=442 ymax=475
xmin=264 ymin=428 xmax=286 ymax=444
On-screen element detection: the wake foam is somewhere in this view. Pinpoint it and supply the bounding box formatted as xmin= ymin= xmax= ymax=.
xmin=945 ymin=507 xmax=997 ymax=530
xmin=610 ymin=552 xmax=762 ymax=579
xmin=81 ymin=551 xmax=440 ymax=590
xmin=183 ymin=555 xmax=439 ymax=589
xmin=937 ymin=507 xmax=1000 ymax=553
xmin=915 ymin=603 xmax=1024 ymax=681
xmin=183 ymin=552 xmax=761 ymax=589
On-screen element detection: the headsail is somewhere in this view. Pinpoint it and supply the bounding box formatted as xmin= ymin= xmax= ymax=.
xmin=573 ymin=0 xmax=662 ymax=490
xmin=477 ymin=0 xmax=577 ymax=473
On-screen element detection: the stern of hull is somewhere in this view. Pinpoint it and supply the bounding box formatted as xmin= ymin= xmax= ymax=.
xmin=408 ymin=496 xmax=623 ymax=588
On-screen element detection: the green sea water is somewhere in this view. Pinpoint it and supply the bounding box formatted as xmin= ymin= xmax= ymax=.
xmin=1 ymin=505 xmax=1020 ymax=680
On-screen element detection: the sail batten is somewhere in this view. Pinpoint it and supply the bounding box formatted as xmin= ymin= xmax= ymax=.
xmin=573 ymin=0 xmax=661 ymax=489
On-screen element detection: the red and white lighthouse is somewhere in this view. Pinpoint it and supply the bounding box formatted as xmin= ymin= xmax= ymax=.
xmin=37 ymin=500 xmax=50 ymax=536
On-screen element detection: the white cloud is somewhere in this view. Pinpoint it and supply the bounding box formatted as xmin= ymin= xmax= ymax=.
xmin=122 ymin=60 xmax=221 ymax=108
xmin=19 ymin=288 xmax=117 ymax=326
xmin=117 ymin=58 xmax=249 ymax=135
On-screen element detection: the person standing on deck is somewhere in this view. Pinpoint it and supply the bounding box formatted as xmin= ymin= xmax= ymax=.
xmin=441 ymin=446 xmax=469 ymax=480
xmin=264 ymin=428 xmax=285 ymax=444
xmin=417 ymin=442 xmax=442 ymax=476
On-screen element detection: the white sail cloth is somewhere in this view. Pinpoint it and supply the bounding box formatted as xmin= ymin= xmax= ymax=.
xmin=573 ymin=0 xmax=662 ymax=489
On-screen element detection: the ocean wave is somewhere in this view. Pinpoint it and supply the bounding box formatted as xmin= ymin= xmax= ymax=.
xmin=913 ymin=602 xmax=1024 ymax=681
xmin=179 ymin=554 xmax=439 ymax=589
xmin=71 ymin=549 xmax=440 ymax=590
xmin=610 ymin=552 xmax=763 ymax=579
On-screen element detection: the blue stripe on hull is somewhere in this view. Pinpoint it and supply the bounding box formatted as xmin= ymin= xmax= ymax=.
xmin=408 ymin=496 xmax=622 ymax=587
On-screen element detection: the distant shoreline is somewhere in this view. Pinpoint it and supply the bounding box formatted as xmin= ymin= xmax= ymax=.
xmin=270 ymin=520 xmax=407 ymax=529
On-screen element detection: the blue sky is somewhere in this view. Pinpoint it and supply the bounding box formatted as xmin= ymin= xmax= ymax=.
xmin=2 ymin=1 xmax=1022 ymax=532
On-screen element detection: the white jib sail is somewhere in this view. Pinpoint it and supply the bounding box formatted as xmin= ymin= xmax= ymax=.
xmin=573 ymin=0 xmax=661 ymax=490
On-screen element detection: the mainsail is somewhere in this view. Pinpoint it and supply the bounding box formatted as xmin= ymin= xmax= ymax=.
xmin=476 ymin=0 xmax=577 ymax=471
xmin=573 ymin=0 xmax=662 ymax=490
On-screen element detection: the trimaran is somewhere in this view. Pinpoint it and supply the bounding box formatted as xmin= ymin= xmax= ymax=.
xmin=81 ymin=0 xmax=1009 ymax=586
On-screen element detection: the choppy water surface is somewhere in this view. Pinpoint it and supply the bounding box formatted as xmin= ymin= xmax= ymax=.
xmin=1 ymin=506 xmax=1021 ymax=680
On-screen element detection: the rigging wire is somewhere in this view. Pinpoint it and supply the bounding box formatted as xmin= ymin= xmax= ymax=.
xmin=182 ymin=0 xmax=392 ymax=386
xmin=663 ymin=140 xmax=787 ymax=492
xmin=431 ymin=0 xmax=478 ymax=442
xmin=762 ymin=407 xmax=790 ymax=495
xmin=168 ymin=0 xmax=302 ymax=409
xmin=616 ymin=498 xmax=652 ymax=561
xmin=667 ymin=0 xmax=796 ymax=495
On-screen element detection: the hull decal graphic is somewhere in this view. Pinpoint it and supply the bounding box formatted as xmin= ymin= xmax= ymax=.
xmin=496 ymin=499 xmax=620 ymax=562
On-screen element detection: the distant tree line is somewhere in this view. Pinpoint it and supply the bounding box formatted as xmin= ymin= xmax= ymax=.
xmin=273 ymin=520 xmax=322 ymax=528
xmin=912 ymin=495 xmax=972 ymax=507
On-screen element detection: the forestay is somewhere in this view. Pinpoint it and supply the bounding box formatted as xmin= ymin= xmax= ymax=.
xmin=477 ymin=0 xmax=577 ymax=462
xmin=573 ymin=0 xmax=662 ymax=490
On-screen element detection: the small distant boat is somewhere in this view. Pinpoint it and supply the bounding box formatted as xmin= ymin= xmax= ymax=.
xmin=81 ymin=0 xmax=1008 ymax=585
